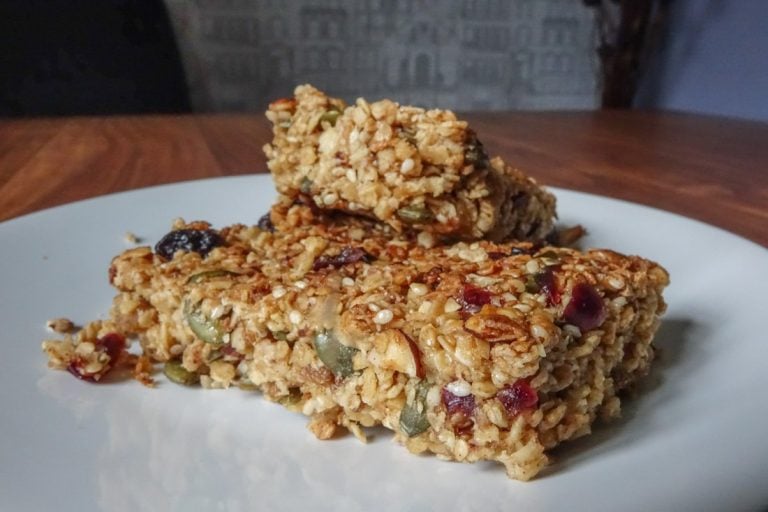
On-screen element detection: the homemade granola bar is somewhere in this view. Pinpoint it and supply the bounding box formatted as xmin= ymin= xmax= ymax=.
xmin=42 ymin=211 xmax=669 ymax=481
xmin=263 ymin=85 xmax=556 ymax=241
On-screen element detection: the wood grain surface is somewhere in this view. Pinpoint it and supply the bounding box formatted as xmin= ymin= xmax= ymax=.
xmin=0 ymin=111 xmax=765 ymax=246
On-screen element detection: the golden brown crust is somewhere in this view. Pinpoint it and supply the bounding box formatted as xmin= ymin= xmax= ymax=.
xmin=43 ymin=211 xmax=669 ymax=481
xmin=263 ymin=84 xmax=556 ymax=241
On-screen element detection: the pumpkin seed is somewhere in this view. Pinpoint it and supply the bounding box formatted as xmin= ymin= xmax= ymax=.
xmin=313 ymin=329 xmax=358 ymax=378
xmin=399 ymin=380 xmax=431 ymax=437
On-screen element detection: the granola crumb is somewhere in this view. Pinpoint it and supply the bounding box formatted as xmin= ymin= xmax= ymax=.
xmin=46 ymin=317 xmax=75 ymax=334
xmin=133 ymin=355 xmax=156 ymax=387
xmin=124 ymin=231 xmax=141 ymax=245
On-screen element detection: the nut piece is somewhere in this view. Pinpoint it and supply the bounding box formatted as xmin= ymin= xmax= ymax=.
xmin=464 ymin=307 xmax=528 ymax=343
xmin=369 ymin=328 xmax=423 ymax=378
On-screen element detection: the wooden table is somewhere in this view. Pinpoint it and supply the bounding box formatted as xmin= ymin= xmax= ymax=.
xmin=1 ymin=111 xmax=766 ymax=246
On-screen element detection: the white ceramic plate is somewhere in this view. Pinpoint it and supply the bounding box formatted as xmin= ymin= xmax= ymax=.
xmin=2 ymin=176 xmax=767 ymax=512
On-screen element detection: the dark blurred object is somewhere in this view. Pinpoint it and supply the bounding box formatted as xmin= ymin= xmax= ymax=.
xmin=0 ymin=0 xmax=190 ymax=117
xmin=584 ymin=0 xmax=673 ymax=108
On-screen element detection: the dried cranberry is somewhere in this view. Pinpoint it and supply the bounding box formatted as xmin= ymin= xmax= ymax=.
xmin=441 ymin=387 xmax=476 ymax=434
xmin=458 ymin=284 xmax=492 ymax=314
xmin=563 ymin=282 xmax=606 ymax=332
xmin=67 ymin=332 xmax=126 ymax=382
xmin=312 ymin=246 xmax=373 ymax=271
xmin=497 ymin=380 xmax=538 ymax=417
xmin=535 ymin=267 xmax=561 ymax=306
xmin=155 ymin=229 xmax=224 ymax=260
xmin=257 ymin=213 xmax=275 ymax=232
xmin=487 ymin=251 xmax=507 ymax=260
xmin=441 ymin=387 xmax=476 ymax=417
xmin=99 ymin=333 xmax=125 ymax=361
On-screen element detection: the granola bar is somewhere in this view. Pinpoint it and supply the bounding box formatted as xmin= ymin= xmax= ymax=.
xmin=42 ymin=214 xmax=669 ymax=481
xmin=263 ymin=85 xmax=556 ymax=241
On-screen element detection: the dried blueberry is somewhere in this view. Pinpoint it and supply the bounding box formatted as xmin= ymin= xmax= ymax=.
xmin=155 ymin=229 xmax=224 ymax=260
xmin=312 ymin=247 xmax=373 ymax=271
xmin=257 ymin=213 xmax=275 ymax=232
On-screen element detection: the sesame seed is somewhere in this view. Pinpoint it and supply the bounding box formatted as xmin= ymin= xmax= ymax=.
xmin=409 ymin=282 xmax=428 ymax=296
xmin=272 ymin=286 xmax=287 ymax=299
xmin=373 ymin=309 xmax=393 ymax=325
xmin=400 ymin=158 xmax=415 ymax=173
xmin=525 ymin=260 xmax=540 ymax=273
xmin=446 ymin=379 xmax=471 ymax=397
xmin=342 ymin=277 xmax=355 ymax=287
xmin=443 ymin=298 xmax=461 ymax=313
xmin=368 ymin=303 xmax=380 ymax=312
xmin=530 ymin=324 xmax=550 ymax=341
xmin=563 ymin=324 xmax=582 ymax=338
xmin=513 ymin=303 xmax=532 ymax=313
xmin=417 ymin=231 xmax=436 ymax=249
xmin=608 ymin=277 xmax=625 ymax=290
xmin=294 ymin=280 xmax=307 ymax=290
xmin=289 ymin=310 xmax=303 ymax=325
xmin=322 ymin=192 xmax=338 ymax=205
xmin=612 ymin=296 xmax=628 ymax=308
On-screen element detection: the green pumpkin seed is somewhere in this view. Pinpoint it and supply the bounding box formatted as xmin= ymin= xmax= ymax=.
xmin=184 ymin=301 xmax=226 ymax=345
xmin=300 ymin=176 xmax=313 ymax=194
xmin=399 ymin=380 xmax=431 ymax=437
xmin=525 ymin=274 xmax=541 ymax=293
xmin=313 ymin=329 xmax=358 ymax=378
xmin=163 ymin=361 xmax=199 ymax=386
xmin=396 ymin=205 xmax=434 ymax=224
xmin=319 ymin=108 xmax=341 ymax=126
xmin=186 ymin=269 xmax=238 ymax=284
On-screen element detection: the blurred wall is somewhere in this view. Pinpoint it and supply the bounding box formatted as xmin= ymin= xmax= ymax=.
xmin=637 ymin=0 xmax=768 ymax=122
xmin=164 ymin=0 xmax=600 ymax=111
xmin=0 ymin=0 xmax=189 ymax=117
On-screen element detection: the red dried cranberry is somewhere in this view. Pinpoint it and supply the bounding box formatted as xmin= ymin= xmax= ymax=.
xmin=155 ymin=229 xmax=224 ymax=260
xmin=99 ymin=333 xmax=125 ymax=361
xmin=458 ymin=284 xmax=492 ymax=314
xmin=497 ymin=380 xmax=538 ymax=416
xmin=67 ymin=333 xmax=126 ymax=382
xmin=563 ymin=282 xmax=606 ymax=331
xmin=441 ymin=387 xmax=476 ymax=417
xmin=487 ymin=251 xmax=508 ymax=260
xmin=536 ymin=267 xmax=561 ymax=306
xmin=257 ymin=213 xmax=275 ymax=232
xmin=312 ymin=246 xmax=373 ymax=271
xmin=441 ymin=386 xmax=476 ymax=434
xmin=67 ymin=363 xmax=96 ymax=382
